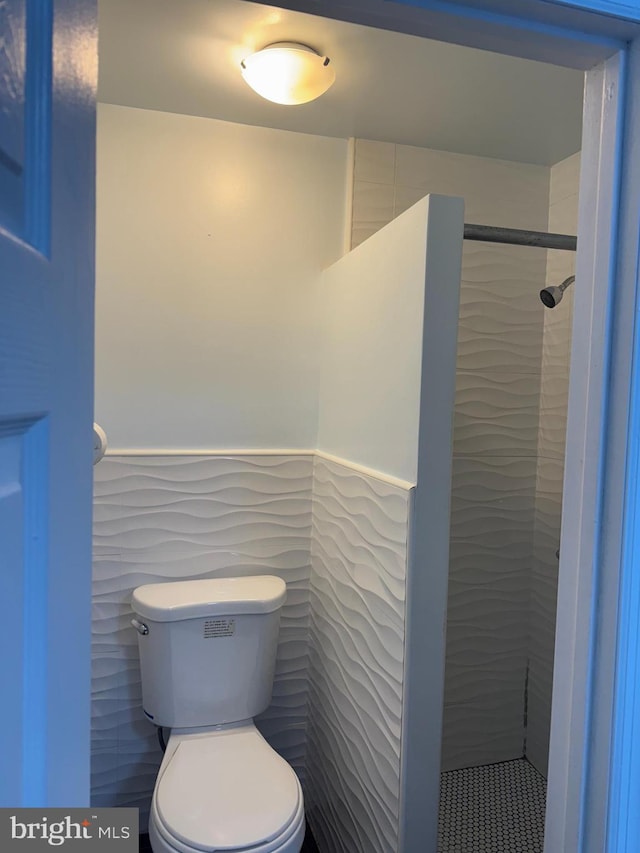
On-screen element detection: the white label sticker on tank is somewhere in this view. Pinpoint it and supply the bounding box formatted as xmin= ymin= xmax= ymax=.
xmin=204 ymin=618 xmax=236 ymax=638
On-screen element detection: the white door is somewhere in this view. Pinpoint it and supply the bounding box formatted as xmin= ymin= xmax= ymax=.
xmin=0 ymin=0 xmax=96 ymax=806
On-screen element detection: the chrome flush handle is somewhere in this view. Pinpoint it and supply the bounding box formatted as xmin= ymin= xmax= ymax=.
xmin=131 ymin=618 xmax=149 ymax=636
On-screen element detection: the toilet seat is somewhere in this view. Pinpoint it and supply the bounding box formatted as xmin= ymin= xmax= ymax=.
xmin=150 ymin=793 xmax=305 ymax=853
xmin=151 ymin=727 xmax=304 ymax=853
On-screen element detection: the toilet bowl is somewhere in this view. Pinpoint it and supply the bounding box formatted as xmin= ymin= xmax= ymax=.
xmin=147 ymin=725 xmax=305 ymax=853
xmin=131 ymin=577 xmax=305 ymax=853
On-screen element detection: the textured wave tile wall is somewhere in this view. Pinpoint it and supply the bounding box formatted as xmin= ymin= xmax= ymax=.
xmin=528 ymin=152 xmax=579 ymax=776
xmin=443 ymin=456 xmax=535 ymax=770
xmin=91 ymin=454 xmax=313 ymax=828
xmin=528 ymin=457 xmax=564 ymax=773
xmin=457 ymin=243 xmax=546 ymax=376
xmin=443 ymin=243 xmax=545 ymax=770
xmin=306 ymin=455 xmax=411 ymax=853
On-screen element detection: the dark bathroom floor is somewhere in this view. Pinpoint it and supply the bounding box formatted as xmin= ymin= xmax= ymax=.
xmin=438 ymin=757 xmax=547 ymax=853
xmin=140 ymin=762 xmax=544 ymax=852
xmin=139 ymin=826 xmax=319 ymax=851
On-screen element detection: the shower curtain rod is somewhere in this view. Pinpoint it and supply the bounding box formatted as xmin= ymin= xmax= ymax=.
xmin=464 ymin=223 xmax=577 ymax=251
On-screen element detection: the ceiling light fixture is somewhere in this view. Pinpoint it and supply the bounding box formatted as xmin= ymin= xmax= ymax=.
xmin=240 ymin=42 xmax=335 ymax=106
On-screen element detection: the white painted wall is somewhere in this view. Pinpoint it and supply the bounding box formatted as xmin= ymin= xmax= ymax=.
xmin=95 ymin=104 xmax=348 ymax=450
xmin=317 ymin=196 xmax=464 ymax=483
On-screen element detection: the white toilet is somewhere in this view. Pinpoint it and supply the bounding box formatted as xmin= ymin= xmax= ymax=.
xmin=131 ymin=576 xmax=305 ymax=853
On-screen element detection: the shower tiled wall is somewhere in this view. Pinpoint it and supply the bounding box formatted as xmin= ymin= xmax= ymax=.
xmin=352 ymin=138 xmax=551 ymax=769
xmin=352 ymin=140 xmax=549 ymax=248
xmin=527 ymin=152 xmax=579 ymax=775
xmin=91 ymin=454 xmax=314 ymax=829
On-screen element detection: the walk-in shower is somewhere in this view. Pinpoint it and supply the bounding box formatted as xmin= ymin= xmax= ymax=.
xmin=438 ymin=219 xmax=577 ymax=853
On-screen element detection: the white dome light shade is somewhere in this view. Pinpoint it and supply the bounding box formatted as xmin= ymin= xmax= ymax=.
xmin=240 ymin=43 xmax=335 ymax=105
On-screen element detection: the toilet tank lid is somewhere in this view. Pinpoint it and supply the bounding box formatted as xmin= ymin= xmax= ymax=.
xmin=131 ymin=576 xmax=286 ymax=622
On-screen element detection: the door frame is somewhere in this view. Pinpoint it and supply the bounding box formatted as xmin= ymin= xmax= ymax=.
xmin=253 ymin=2 xmax=640 ymax=851
xmin=546 ymin=49 xmax=626 ymax=853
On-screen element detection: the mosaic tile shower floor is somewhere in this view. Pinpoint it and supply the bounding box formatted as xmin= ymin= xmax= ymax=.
xmin=438 ymin=758 xmax=547 ymax=853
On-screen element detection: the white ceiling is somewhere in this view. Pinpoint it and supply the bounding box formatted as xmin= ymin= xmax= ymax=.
xmin=97 ymin=0 xmax=584 ymax=166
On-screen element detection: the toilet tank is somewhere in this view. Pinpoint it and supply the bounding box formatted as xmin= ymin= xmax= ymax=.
xmin=131 ymin=576 xmax=286 ymax=728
